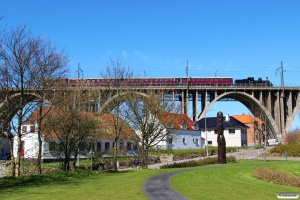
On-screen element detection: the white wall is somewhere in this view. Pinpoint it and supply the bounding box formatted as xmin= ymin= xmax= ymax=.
xmin=13 ymin=133 xmax=45 ymax=159
xmin=203 ymin=128 xmax=245 ymax=147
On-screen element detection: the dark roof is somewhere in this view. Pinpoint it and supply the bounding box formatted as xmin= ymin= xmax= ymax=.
xmin=196 ymin=115 xmax=249 ymax=129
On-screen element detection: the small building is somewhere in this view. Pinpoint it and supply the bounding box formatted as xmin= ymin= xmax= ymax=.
xmin=196 ymin=114 xmax=249 ymax=147
xmin=155 ymin=113 xmax=205 ymax=150
xmin=233 ymin=114 xmax=264 ymax=146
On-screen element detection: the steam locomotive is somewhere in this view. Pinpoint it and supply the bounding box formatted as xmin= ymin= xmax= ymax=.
xmin=234 ymin=77 xmax=272 ymax=86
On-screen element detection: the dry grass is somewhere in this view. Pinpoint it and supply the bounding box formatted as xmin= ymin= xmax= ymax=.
xmin=253 ymin=167 xmax=300 ymax=187
xmin=284 ymin=128 xmax=300 ymax=144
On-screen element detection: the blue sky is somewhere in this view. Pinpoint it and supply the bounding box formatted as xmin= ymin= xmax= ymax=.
xmin=1 ymin=0 xmax=300 ymax=129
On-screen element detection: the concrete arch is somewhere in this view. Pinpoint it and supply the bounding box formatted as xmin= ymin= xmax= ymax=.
xmin=0 ymin=92 xmax=51 ymax=121
xmin=99 ymin=91 xmax=150 ymax=114
xmin=198 ymin=91 xmax=279 ymax=139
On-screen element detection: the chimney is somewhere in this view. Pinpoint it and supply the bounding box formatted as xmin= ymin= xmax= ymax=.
xmin=225 ymin=114 xmax=230 ymax=121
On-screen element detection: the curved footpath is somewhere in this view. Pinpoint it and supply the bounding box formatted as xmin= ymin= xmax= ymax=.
xmin=143 ymin=147 xmax=300 ymax=200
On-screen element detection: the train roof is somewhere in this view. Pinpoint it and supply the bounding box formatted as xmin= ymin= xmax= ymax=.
xmin=68 ymin=76 xmax=233 ymax=80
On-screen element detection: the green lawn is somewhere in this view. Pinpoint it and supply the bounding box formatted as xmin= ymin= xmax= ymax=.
xmin=1 ymin=160 xmax=300 ymax=200
xmin=171 ymin=160 xmax=300 ymax=200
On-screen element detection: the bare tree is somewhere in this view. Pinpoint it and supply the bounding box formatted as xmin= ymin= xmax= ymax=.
xmin=0 ymin=25 xmax=70 ymax=175
xmin=100 ymin=58 xmax=135 ymax=171
xmin=122 ymin=90 xmax=180 ymax=169
xmin=0 ymin=25 xmax=43 ymax=176
xmin=42 ymin=83 xmax=102 ymax=171
xmin=31 ymin=41 xmax=69 ymax=174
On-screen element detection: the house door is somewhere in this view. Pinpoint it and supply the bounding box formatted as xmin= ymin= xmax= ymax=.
xmin=21 ymin=141 xmax=25 ymax=157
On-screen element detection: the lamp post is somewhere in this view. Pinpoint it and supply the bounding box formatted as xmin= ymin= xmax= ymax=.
xmin=204 ymin=108 xmax=217 ymax=157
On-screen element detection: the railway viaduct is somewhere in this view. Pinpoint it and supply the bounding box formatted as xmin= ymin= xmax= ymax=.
xmin=1 ymin=84 xmax=299 ymax=141
xmin=177 ymin=84 xmax=300 ymax=141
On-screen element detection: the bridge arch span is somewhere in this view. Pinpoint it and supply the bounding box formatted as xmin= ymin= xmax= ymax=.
xmin=99 ymin=91 xmax=150 ymax=114
xmin=0 ymin=92 xmax=51 ymax=121
xmin=198 ymin=91 xmax=279 ymax=139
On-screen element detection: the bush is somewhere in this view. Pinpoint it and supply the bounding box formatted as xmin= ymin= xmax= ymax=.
xmin=253 ymin=167 xmax=300 ymax=187
xmin=172 ymin=147 xmax=237 ymax=157
xmin=160 ymin=156 xmax=236 ymax=169
xmin=270 ymin=143 xmax=300 ymax=157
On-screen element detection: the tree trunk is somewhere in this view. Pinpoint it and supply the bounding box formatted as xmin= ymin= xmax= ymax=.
xmin=9 ymin=137 xmax=15 ymax=177
xmin=15 ymin=131 xmax=21 ymax=177
xmin=37 ymin=101 xmax=43 ymax=174
xmin=113 ymin=139 xmax=118 ymax=171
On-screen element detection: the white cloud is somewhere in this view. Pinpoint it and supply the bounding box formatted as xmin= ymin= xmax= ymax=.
xmin=212 ymin=61 xmax=218 ymax=67
xmin=122 ymin=50 xmax=129 ymax=58
xmin=197 ymin=64 xmax=204 ymax=70
xmin=134 ymin=50 xmax=148 ymax=60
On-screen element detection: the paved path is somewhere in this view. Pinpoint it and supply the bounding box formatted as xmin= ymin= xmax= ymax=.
xmin=147 ymin=147 xmax=270 ymax=170
xmin=143 ymin=147 xmax=300 ymax=200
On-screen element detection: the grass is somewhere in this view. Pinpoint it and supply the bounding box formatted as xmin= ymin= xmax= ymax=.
xmin=0 ymin=169 xmax=175 ymax=200
xmin=1 ymin=160 xmax=300 ymax=200
xmin=170 ymin=160 xmax=300 ymax=200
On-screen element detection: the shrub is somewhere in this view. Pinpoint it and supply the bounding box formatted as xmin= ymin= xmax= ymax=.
xmin=253 ymin=167 xmax=300 ymax=187
xmin=172 ymin=147 xmax=237 ymax=157
xmin=270 ymin=143 xmax=300 ymax=157
xmin=160 ymin=156 xmax=236 ymax=169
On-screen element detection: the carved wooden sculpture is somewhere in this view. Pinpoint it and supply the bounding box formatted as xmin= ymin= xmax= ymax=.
xmin=217 ymin=111 xmax=226 ymax=164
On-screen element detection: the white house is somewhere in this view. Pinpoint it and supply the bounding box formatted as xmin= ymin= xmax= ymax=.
xmin=196 ymin=114 xmax=249 ymax=147
xmin=151 ymin=113 xmax=205 ymax=150
xmin=13 ymin=110 xmax=139 ymax=160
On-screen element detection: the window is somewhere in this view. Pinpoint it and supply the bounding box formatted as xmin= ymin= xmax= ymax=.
xmin=133 ymin=142 xmax=138 ymax=150
xmin=60 ymin=143 xmax=65 ymax=151
xmin=127 ymin=142 xmax=132 ymax=150
xmin=30 ymin=126 xmax=35 ymax=133
xmin=49 ymin=141 xmax=56 ymax=152
xmin=193 ymin=138 xmax=199 ymax=144
xmin=208 ymin=141 xmax=212 ymax=145
xmin=22 ymin=126 xmax=27 ymax=133
xmin=105 ymin=142 xmax=110 ymax=151
xmin=229 ymin=129 xmax=235 ymax=133
xmin=183 ymin=138 xmax=186 ymax=144
xmin=168 ymin=138 xmax=173 ymax=144
xmin=88 ymin=142 xmax=94 ymax=151
xmin=97 ymin=142 xmax=102 ymax=153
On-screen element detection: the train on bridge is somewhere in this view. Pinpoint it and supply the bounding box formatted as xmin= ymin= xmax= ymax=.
xmin=49 ymin=77 xmax=272 ymax=87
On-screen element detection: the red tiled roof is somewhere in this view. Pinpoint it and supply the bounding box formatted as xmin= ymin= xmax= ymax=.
xmin=98 ymin=113 xmax=138 ymax=140
xmin=158 ymin=113 xmax=195 ymax=130
xmin=232 ymin=114 xmax=264 ymax=125
xmin=25 ymin=109 xmax=137 ymax=140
